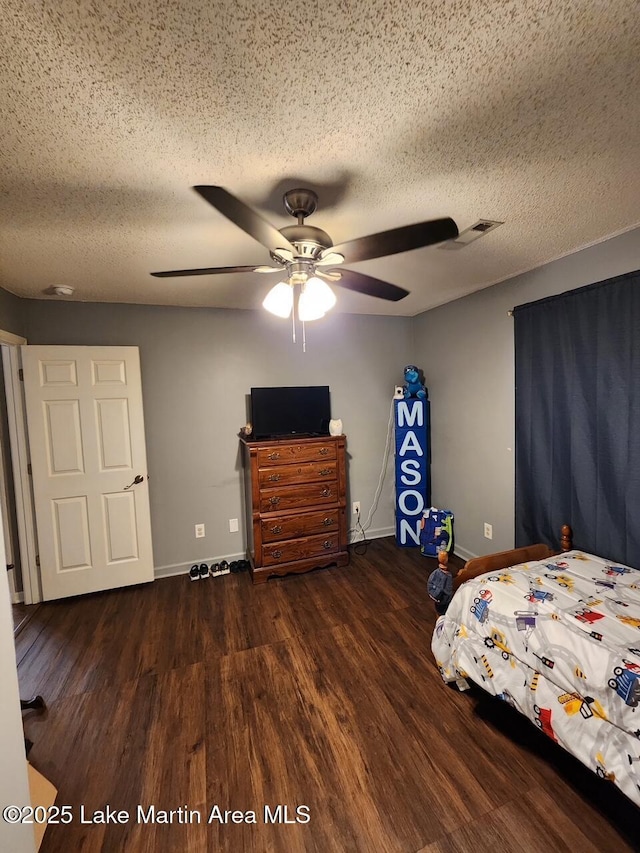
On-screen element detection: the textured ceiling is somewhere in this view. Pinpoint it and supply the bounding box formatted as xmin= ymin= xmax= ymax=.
xmin=1 ymin=0 xmax=639 ymax=316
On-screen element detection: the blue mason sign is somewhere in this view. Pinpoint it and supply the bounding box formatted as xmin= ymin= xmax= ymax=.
xmin=394 ymin=398 xmax=430 ymax=546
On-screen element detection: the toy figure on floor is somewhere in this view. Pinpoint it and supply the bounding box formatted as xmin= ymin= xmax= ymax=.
xmin=403 ymin=365 xmax=427 ymax=399
xmin=428 ymin=550 xmax=453 ymax=615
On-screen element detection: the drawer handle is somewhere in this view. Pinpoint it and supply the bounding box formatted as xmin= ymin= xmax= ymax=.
xmin=322 ymin=517 xmax=334 ymax=526
xmin=319 ymin=468 xmax=331 ymax=476
xmin=271 ymin=549 xmax=283 ymax=559
xmin=267 ymin=452 xmax=281 ymax=460
xmin=323 ymin=540 xmax=333 ymax=549
xmin=268 ymin=473 xmax=281 ymax=482
xmin=269 ymin=496 xmax=281 ymax=506
xmin=318 ymin=447 xmax=330 ymax=456
xmin=320 ymin=488 xmax=331 ymax=497
xmin=270 ymin=525 xmax=283 ymax=534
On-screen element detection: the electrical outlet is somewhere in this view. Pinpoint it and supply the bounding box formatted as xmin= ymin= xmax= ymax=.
xmin=352 ymin=501 xmax=361 ymax=516
xmin=229 ymin=518 xmax=239 ymax=533
xmin=195 ymin=523 xmax=205 ymax=539
xmin=484 ymin=522 xmax=493 ymax=540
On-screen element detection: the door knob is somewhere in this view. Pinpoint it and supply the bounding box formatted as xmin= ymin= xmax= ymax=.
xmin=124 ymin=474 xmax=144 ymax=490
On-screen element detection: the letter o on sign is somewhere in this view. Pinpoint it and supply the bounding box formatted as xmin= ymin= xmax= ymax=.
xmin=398 ymin=490 xmax=425 ymax=516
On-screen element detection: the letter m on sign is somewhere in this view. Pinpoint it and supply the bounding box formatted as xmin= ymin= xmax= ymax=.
xmin=396 ymin=400 xmax=424 ymax=428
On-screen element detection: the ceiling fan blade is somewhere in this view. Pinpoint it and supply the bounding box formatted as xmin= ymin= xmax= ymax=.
xmin=151 ymin=265 xmax=261 ymax=278
xmin=315 ymin=251 xmax=345 ymax=267
xmin=321 ymin=217 xmax=458 ymax=264
xmin=193 ymin=186 xmax=296 ymax=258
xmin=315 ymin=269 xmax=342 ymax=282
xmin=331 ymin=269 xmax=409 ymax=302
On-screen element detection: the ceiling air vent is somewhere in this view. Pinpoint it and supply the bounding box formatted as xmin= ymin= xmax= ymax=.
xmin=439 ymin=219 xmax=504 ymax=250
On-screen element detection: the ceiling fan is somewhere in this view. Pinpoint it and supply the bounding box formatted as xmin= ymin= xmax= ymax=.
xmin=151 ymin=186 xmax=459 ymax=317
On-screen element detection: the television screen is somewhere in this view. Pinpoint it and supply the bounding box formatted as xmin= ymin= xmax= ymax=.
xmin=250 ymin=386 xmax=331 ymax=439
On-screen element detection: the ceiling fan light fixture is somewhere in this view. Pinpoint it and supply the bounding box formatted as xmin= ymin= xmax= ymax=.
xmin=298 ymin=276 xmax=336 ymax=322
xmin=263 ymin=281 xmax=293 ymax=318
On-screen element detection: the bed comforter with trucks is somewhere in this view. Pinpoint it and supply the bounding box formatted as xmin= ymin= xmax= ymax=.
xmin=432 ymin=550 xmax=640 ymax=806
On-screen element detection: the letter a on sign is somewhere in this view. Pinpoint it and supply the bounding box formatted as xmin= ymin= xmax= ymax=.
xmin=394 ymin=398 xmax=430 ymax=547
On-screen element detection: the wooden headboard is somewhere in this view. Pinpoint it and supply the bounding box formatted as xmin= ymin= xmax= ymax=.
xmin=452 ymin=524 xmax=573 ymax=593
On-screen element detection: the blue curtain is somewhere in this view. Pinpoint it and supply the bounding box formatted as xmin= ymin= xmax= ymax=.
xmin=514 ymin=269 xmax=640 ymax=566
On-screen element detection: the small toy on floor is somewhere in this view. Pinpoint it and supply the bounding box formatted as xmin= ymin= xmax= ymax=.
xmin=427 ymin=549 xmax=453 ymax=615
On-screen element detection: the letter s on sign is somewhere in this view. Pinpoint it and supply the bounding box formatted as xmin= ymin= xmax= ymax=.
xmin=400 ymin=459 xmax=420 ymax=486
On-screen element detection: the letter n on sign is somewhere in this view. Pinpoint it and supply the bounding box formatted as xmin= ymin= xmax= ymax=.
xmin=394 ymin=399 xmax=430 ymax=547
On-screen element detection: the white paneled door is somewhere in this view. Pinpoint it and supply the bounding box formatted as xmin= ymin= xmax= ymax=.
xmin=21 ymin=346 xmax=154 ymax=600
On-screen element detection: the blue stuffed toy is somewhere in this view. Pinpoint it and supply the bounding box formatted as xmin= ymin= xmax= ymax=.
xmin=403 ymin=365 xmax=427 ymax=399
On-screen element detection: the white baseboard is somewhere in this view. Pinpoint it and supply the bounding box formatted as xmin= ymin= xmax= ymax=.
xmin=154 ymin=552 xmax=247 ymax=580
xmin=349 ymin=525 xmax=394 ymax=545
xmin=157 ymin=529 xmax=400 ymax=577
xmin=452 ymin=544 xmax=478 ymax=563
xmin=348 ymin=527 xmax=478 ymax=564
xmin=153 ymin=536 xmax=478 ymax=578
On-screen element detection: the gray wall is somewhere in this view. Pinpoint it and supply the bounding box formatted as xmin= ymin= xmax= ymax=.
xmin=10 ymin=225 xmax=640 ymax=574
xmin=413 ymin=227 xmax=640 ymax=559
xmin=25 ymin=302 xmax=412 ymax=573
xmin=0 ymin=288 xmax=26 ymax=338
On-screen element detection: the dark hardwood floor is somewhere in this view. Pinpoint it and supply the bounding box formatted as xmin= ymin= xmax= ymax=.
xmin=16 ymin=539 xmax=638 ymax=853
xmin=12 ymin=601 xmax=37 ymax=635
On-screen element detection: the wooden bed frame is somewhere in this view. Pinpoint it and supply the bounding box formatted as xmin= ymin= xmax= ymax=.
xmin=452 ymin=524 xmax=573 ymax=593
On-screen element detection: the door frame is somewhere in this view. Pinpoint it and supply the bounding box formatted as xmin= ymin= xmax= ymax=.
xmin=0 ymin=330 xmax=40 ymax=604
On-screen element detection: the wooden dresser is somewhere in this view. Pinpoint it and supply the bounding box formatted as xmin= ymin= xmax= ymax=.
xmin=241 ymin=435 xmax=349 ymax=583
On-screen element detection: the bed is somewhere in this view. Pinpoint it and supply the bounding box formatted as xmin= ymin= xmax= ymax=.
xmin=431 ymin=527 xmax=640 ymax=807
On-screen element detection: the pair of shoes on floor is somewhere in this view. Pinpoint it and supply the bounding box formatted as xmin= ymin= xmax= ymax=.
xmin=189 ymin=563 xmax=210 ymax=581
xmin=210 ymin=560 xmax=230 ymax=577
xmin=229 ymin=560 xmax=250 ymax=573
xmin=189 ymin=563 xmax=209 ymax=581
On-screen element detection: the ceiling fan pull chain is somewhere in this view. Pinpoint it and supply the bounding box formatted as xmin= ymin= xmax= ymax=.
xmin=291 ymin=288 xmax=296 ymax=344
xmin=302 ymin=319 xmax=307 ymax=353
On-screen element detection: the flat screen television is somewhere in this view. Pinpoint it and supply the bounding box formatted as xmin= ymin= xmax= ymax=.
xmin=250 ymin=386 xmax=331 ymax=440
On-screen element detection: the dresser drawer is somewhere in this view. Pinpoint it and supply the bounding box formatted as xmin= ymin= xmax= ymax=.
xmin=259 ymin=481 xmax=338 ymax=513
xmin=256 ymin=442 xmax=336 ymax=467
xmin=261 ymin=509 xmax=340 ymax=542
xmin=258 ymin=460 xmax=336 ymax=488
xmin=262 ymin=531 xmax=339 ymax=566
